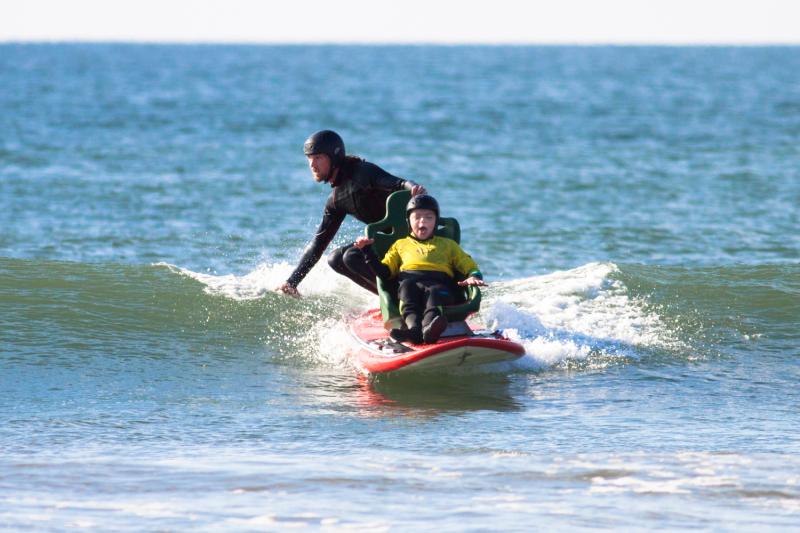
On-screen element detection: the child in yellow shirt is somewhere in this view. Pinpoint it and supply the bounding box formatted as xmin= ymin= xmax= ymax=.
xmin=355 ymin=195 xmax=486 ymax=344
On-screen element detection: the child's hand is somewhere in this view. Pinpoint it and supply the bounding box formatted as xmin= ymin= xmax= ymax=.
xmin=458 ymin=276 xmax=487 ymax=287
xmin=354 ymin=236 xmax=374 ymax=250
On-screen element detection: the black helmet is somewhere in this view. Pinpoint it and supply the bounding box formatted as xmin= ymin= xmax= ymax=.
xmin=303 ymin=130 xmax=346 ymax=169
xmin=406 ymin=194 xmax=440 ymax=221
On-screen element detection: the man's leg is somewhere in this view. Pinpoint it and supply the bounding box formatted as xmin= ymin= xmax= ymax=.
xmin=327 ymin=244 xmax=378 ymax=294
xmin=342 ymin=245 xmax=378 ymax=294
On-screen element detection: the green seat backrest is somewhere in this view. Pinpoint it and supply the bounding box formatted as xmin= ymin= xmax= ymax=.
xmin=365 ymin=190 xmax=481 ymax=330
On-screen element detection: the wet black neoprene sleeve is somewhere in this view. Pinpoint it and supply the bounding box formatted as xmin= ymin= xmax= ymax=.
xmin=361 ymin=246 xmax=392 ymax=281
xmin=285 ymin=202 xmax=345 ymax=288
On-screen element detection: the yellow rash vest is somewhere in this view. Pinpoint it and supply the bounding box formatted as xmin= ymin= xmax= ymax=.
xmin=380 ymin=235 xmax=481 ymax=279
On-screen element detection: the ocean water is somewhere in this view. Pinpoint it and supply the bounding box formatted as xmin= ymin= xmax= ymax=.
xmin=1 ymin=44 xmax=799 ymax=530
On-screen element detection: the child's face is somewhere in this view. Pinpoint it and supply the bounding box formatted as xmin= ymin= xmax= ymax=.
xmin=409 ymin=209 xmax=436 ymax=240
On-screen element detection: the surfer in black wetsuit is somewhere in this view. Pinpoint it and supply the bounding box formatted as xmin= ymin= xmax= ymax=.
xmin=275 ymin=130 xmax=426 ymax=297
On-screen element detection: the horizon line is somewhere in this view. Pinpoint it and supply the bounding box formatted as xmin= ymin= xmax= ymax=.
xmin=3 ymin=39 xmax=800 ymax=47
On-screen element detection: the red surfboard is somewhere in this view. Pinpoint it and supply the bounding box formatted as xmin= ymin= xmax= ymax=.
xmin=348 ymin=308 xmax=525 ymax=374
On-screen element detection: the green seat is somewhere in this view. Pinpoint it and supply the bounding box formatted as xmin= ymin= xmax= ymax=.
xmin=365 ymin=190 xmax=482 ymax=330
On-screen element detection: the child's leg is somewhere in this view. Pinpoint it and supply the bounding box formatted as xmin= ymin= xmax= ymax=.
xmin=421 ymin=282 xmax=455 ymax=325
xmin=398 ymin=279 xmax=423 ymax=328
xmin=390 ymin=279 xmax=423 ymax=344
xmin=421 ymin=281 xmax=455 ymax=343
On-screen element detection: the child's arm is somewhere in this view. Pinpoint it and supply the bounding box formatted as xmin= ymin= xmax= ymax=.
xmin=354 ymin=237 xmax=392 ymax=280
xmin=458 ymin=275 xmax=487 ymax=287
xmin=450 ymin=242 xmax=487 ymax=287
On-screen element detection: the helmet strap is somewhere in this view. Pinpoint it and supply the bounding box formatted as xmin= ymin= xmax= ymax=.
xmin=326 ymin=166 xmax=340 ymax=185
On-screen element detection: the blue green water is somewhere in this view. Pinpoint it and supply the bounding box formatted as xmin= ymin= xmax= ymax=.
xmin=1 ymin=44 xmax=799 ymax=530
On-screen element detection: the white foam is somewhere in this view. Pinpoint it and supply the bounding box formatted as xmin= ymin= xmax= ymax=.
xmin=160 ymin=260 xmax=373 ymax=304
xmin=162 ymin=260 xmax=677 ymax=371
xmin=159 ymin=260 xmax=374 ymax=368
xmin=308 ymin=316 xmax=364 ymax=369
xmin=158 ymin=261 xmax=292 ymax=300
xmin=483 ymin=262 xmax=676 ymax=369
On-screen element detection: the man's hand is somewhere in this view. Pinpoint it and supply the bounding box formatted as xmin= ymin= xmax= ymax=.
xmin=354 ymin=236 xmax=374 ymax=250
xmin=457 ymin=276 xmax=487 ymax=287
xmin=410 ymin=184 xmax=427 ymax=196
xmin=275 ymin=282 xmax=301 ymax=298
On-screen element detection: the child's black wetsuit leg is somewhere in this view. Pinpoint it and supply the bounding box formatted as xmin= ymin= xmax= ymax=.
xmin=397 ymin=278 xmax=423 ymax=329
xmin=390 ymin=278 xmax=423 ymax=343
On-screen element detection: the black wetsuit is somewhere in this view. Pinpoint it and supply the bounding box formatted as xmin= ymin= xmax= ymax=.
xmin=285 ymin=157 xmax=419 ymax=293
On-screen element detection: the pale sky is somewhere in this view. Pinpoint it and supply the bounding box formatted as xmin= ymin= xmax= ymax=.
xmin=2 ymin=0 xmax=799 ymax=44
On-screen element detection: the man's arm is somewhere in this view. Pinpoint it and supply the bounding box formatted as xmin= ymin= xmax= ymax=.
xmin=277 ymin=197 xmax=345 ymax=295
xmin=364 ymin=162 xmax=427 ymax=195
